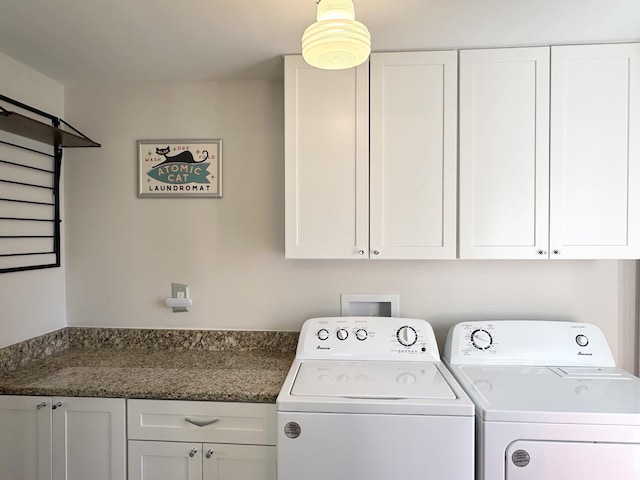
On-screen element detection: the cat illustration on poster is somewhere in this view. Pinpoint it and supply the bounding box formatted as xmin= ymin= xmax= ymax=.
xmin=153 ymin=146 xmax=209 ymax=168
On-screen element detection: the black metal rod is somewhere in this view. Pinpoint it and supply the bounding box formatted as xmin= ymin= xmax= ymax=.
xmin=0 ymin=197 xmax=54 ymax=206
xmin=0 ymin=178 xmax=53 ymax=190
xmin=53 ymin=147 xmax=62 ymax=268
xmin=0 ymin=94 xmax=57 ymax=122
xmin=0 ymin=251 xmax=54 ymax=258
xmin=0 ymin=159 xmax=54 ymax=174
xmin=0 ymin=263 xmax=57 ymax=274
xmin=58 ymin=118 xmax=95 ymax=142
xmin=0 ymin=216 xmax=55 ymax=222
xmin=0 ymin=139 xmax=55 ymax=157
xmin=0 ymin=235 xmax=54 ymax=238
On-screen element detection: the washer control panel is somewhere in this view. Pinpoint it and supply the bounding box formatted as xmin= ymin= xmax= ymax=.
xmin=470 ymin=328 xmax=493 ymax=350
xmin=296 ymin=317 xmax=440 ymax=361
xmin=443 ymin=320 xmax=616 ymax=367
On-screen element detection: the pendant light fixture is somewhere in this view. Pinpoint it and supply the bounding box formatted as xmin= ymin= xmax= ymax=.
xmin=301 ymin=0 xmax=371 ymax=70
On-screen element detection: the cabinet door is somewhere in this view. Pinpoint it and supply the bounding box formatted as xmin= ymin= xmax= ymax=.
xmin=52 ymin=397 xmax=126 ymax=480
xmin=459 ymin=47 xmax=550 ymax=259
xmin=203 ymin=444 xmax=275 ymax=480
xmin=550 ymin=43 xmax=640 ymax=259
xmin=284 ymin=55 xmax=370 ymax=259
xmin=0 ymin=395 xmax=52 ymax=480
xmin=369 ymin=51 xmax=458 ymax=259
xmin=128 ymin=440 xmax=202 ymax=480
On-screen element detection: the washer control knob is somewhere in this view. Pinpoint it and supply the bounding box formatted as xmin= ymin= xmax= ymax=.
xmin=336 ymin=328 xmax=349 ymax=341
xmin=471 ymin=329 xmax=493 ymax=350
xmin=396 ymin=326 xmax=418 ymax=347
xmin=575 ymin=334 xmax=589 ymax=347
xmin=355 ymin=329 xmax=368 ymax=341
xmin=317 ymin=328 xmax=330 ymax=341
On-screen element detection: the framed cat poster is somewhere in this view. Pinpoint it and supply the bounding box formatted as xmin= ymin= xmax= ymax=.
xmin=137 ymin=139 xmax=222 ymax=198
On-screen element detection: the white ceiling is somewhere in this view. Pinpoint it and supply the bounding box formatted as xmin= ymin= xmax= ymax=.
xmin=1 ymin=0 xmax=640 ymax=86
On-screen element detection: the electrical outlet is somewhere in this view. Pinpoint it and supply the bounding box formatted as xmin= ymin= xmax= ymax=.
xmin=171 ymin=283 xmax=188 ymax=299
xmin=170 ymin=283 xmax=190 ymax=313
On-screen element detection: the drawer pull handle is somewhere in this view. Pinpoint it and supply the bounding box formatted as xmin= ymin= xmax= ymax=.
xmin=205 ymin=449 xmax=214 ymax=459
xmin=189 ymin=448 xmax=198 ymax=458
xmin=36 ymin=402 xmax=47 ymax=410
xmin=52 ymin=402 xmax=62 ymax=410
xmin=184 ymin=417 xmax=220 ymax=427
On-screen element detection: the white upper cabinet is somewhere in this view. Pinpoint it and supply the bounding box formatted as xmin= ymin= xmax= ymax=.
xmin=287 ymin=43 xmax=640 ymax=261
xmin=285 ymin=51 xmax=458 ymax=260
xmin=459 ymin=47 xmax=550 ymax=259
xmin=284 ymin=55 xmax=369 ymax=259
xmin=550 ymin=43 xmax=640 ymax=259
xmin=370 ymin=51 xmax=458 ymax=259
xmin=460 ymin=43 xmax=640 ymax=260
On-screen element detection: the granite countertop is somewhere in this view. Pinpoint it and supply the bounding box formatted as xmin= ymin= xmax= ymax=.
xmin=0 ymin=328 xmax=297 ymax=403
xmin=0 ymin=347 xmax=294 ymax=403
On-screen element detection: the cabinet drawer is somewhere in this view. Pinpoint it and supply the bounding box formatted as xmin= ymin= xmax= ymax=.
xmin=127 ymin=400 xmax=276 ymax=445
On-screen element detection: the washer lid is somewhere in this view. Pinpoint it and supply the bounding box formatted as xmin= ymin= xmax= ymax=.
xmin=291 ymin=361 xmax=456 ymax=400
xmin=456 ymin=365 xmax=640 ymax=425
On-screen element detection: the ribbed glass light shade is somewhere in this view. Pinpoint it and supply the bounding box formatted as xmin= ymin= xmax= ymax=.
xmin=302 ymin=0 xmax=371 ymax=70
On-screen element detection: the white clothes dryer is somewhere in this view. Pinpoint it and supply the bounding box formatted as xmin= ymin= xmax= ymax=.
xmin=277 ymin=317 xmax=474 ymax=480
xmin=443 ymin=320 xmax=640 ymax=480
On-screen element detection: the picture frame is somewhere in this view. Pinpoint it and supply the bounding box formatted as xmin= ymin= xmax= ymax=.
xmin=137 ymin=139 xmax=222 ymax=198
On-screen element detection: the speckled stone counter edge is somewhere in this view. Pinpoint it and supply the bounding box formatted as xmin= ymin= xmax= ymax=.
xmin=0 ymin=328 xmax=69 ymax=371
xmin=1 ymin=327 xmax=299 ymax=371
xmin=68 ymin=327 xmax=299 ymax=352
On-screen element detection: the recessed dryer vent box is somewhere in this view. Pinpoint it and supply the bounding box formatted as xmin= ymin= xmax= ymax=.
xmin=340 ymin=294 xmax=400 ymax=317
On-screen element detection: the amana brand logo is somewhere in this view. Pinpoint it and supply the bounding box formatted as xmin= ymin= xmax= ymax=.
xmin=577 ymin=351 xmax=593 ymax=356
xmin=316 ymin=345 xmax=330 ymax=350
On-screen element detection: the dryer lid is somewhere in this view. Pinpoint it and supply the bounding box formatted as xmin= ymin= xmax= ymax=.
xmin=457 ymin=365 xmax=640 ymax=424
xmin=290 ymin=360 xmax=456 ymax=400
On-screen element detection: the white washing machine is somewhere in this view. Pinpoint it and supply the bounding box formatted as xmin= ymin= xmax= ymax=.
xmin=443 ymin=320 xmax=640 ymax=480
xmin=277 ymin=316 xmax=474 ymax=480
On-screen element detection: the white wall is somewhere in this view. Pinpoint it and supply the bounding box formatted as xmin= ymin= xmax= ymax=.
xmin=0 ymin=51 xmax=66 ymax=348
xmin=63 ymin=81 xmax=638 ymax=371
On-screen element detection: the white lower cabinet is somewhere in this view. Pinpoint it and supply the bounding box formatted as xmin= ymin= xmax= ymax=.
xmin=128 ymin=441 xmax=202 ymax=480
xmin=52 ymin=397 xmax=126 ymax=480
xmin=127 ymin=400 xmax=276 ymax=480
xmin=0 ymin=395 xmax=52 ymax=480
xmin=128 ymin=441 xmax=275 ymax=480
xmin=0 ymin=395 xmax=126 ymax=480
